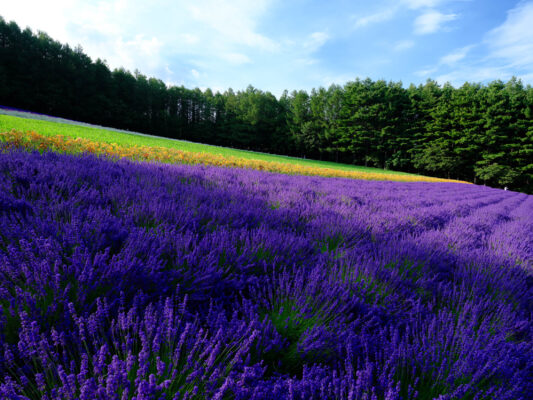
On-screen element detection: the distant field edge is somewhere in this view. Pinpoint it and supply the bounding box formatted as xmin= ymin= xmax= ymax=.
xmin=0 ymin=107 xmax=417 ymax=175
xmin=0 ymin=107 xmax=469 ymax=184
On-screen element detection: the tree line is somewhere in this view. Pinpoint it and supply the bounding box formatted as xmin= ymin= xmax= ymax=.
xmin=1 ymin=17 xmax=532 ymax=193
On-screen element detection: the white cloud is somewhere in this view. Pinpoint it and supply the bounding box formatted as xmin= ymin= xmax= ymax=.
xmin=187 ymin=0 xmax=278 ymax=52
xmin=352 ymin=7 xmax=398 ymax=28
xmin=402 ymin=0 xmax=444 ymax=9
xmin=179 ymin=34 xmax=200 ymax=45
xmin=414 ymin=10 xmax=457 ymax=34
xmin=294 ymin=58 xmax=319 ymax=66
xmin=119 ymin=35 xmax=163 ymax=70
xmin=485 ymin=1 xmax=533 ymax=69
xmin=437 ymin=1 xmax=533 ymax=86
xmin=220 ymin=53 xmax=252 ymax=65
xmin=415 ymin=2 xmax=533 ymax=86
xmin=414 ymin=67 xmax=438 ymax=77
xmin=394 ymin=40 xmax=415 ymax=51
xmin=353 ymin=1 xmax=456 ymax=33
xmin=76 ymin=34 xmax=164 ymax=75
xmin=0 ymin=0 xmax=75 ymax=43
xmin=126 ymin=35 xmax=162 ymax=58
xmin=74 ymin=0 xmax=127 ymax=37
xmin=439 ymin=45 xmax=472 ymax=66
xmin=281 ymin=33 xmax=328 ymax=69
xmin=304 ymin=32 xmax=329 ymax=51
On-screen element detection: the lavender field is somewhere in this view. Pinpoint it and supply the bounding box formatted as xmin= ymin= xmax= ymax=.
xmin=0 ymin=149 xmax=532 ymax=400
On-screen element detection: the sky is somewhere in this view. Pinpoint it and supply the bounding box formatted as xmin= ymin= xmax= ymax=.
xmin=2 ymin=0 xmax=533 ymax=97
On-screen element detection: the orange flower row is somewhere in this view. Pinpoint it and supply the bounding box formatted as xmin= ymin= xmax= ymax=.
xmin=0 ymin=130 xmax=469 ymax=183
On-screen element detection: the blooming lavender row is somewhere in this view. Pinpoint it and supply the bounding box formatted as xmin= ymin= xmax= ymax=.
xmin=0 ymin=149 xmax=531 ymax=399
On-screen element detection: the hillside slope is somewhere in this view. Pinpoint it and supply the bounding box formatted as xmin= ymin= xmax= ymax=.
xmin=0 ymin=111 xmax=466 ymax=183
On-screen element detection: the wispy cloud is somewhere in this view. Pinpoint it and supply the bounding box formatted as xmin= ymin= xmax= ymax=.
xmin=402 ymin=0 xmax=445 ymax=9
xmin=220 ymin=53 xmax=252 ymax=65
xmin=304 ymin=32 xmax=330 ymax=51
xmin=414 ymin=67 xmax=438 ymax=77
xmin=415 ymin=44 xmax=471 ymax=80
xmin=353 ymin=1 xmax=451 ymax=30
xmin=439 ymin=45 xmax=472 ymax=66
xmin=187 ymin=0 xmax=278 ymax=52
xmin=485 ymin=1 xmax=533 ymax=69
xmin=179 ymin=34 xmax=199 ymax=45
xmin=417 ymin=1 xmax=533 ymax=86
xmin=414 ymin=10 xmax=457 ymax=34
xmin=394 ymin=40 xmax=415 ymax=51
xmin=191 ymin=69 xmax=200 ymax=79
xmin=352 ymin=7 xmax=398 ymax=28
xmin=0 ymin=0 xmax=75 ymax=43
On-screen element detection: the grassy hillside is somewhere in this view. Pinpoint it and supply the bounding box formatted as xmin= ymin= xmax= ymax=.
xmin=0 ymin=113 xmax=420 ymax=177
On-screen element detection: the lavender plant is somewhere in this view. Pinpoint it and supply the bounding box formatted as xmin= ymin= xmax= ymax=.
xmin=0 ymin=149 xmax=531 ymax=399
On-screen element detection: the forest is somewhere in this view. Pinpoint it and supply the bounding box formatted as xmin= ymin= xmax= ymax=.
xmin=1 ymin=17 xmax=532 ymax=193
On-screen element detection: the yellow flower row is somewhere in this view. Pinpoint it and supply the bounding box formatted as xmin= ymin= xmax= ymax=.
xmin=0 ymin=130 xmax=469 ymax=183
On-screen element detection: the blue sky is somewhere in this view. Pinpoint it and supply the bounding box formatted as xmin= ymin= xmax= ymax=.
xmin=3 ymin=0 xmax=533 ymax=96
